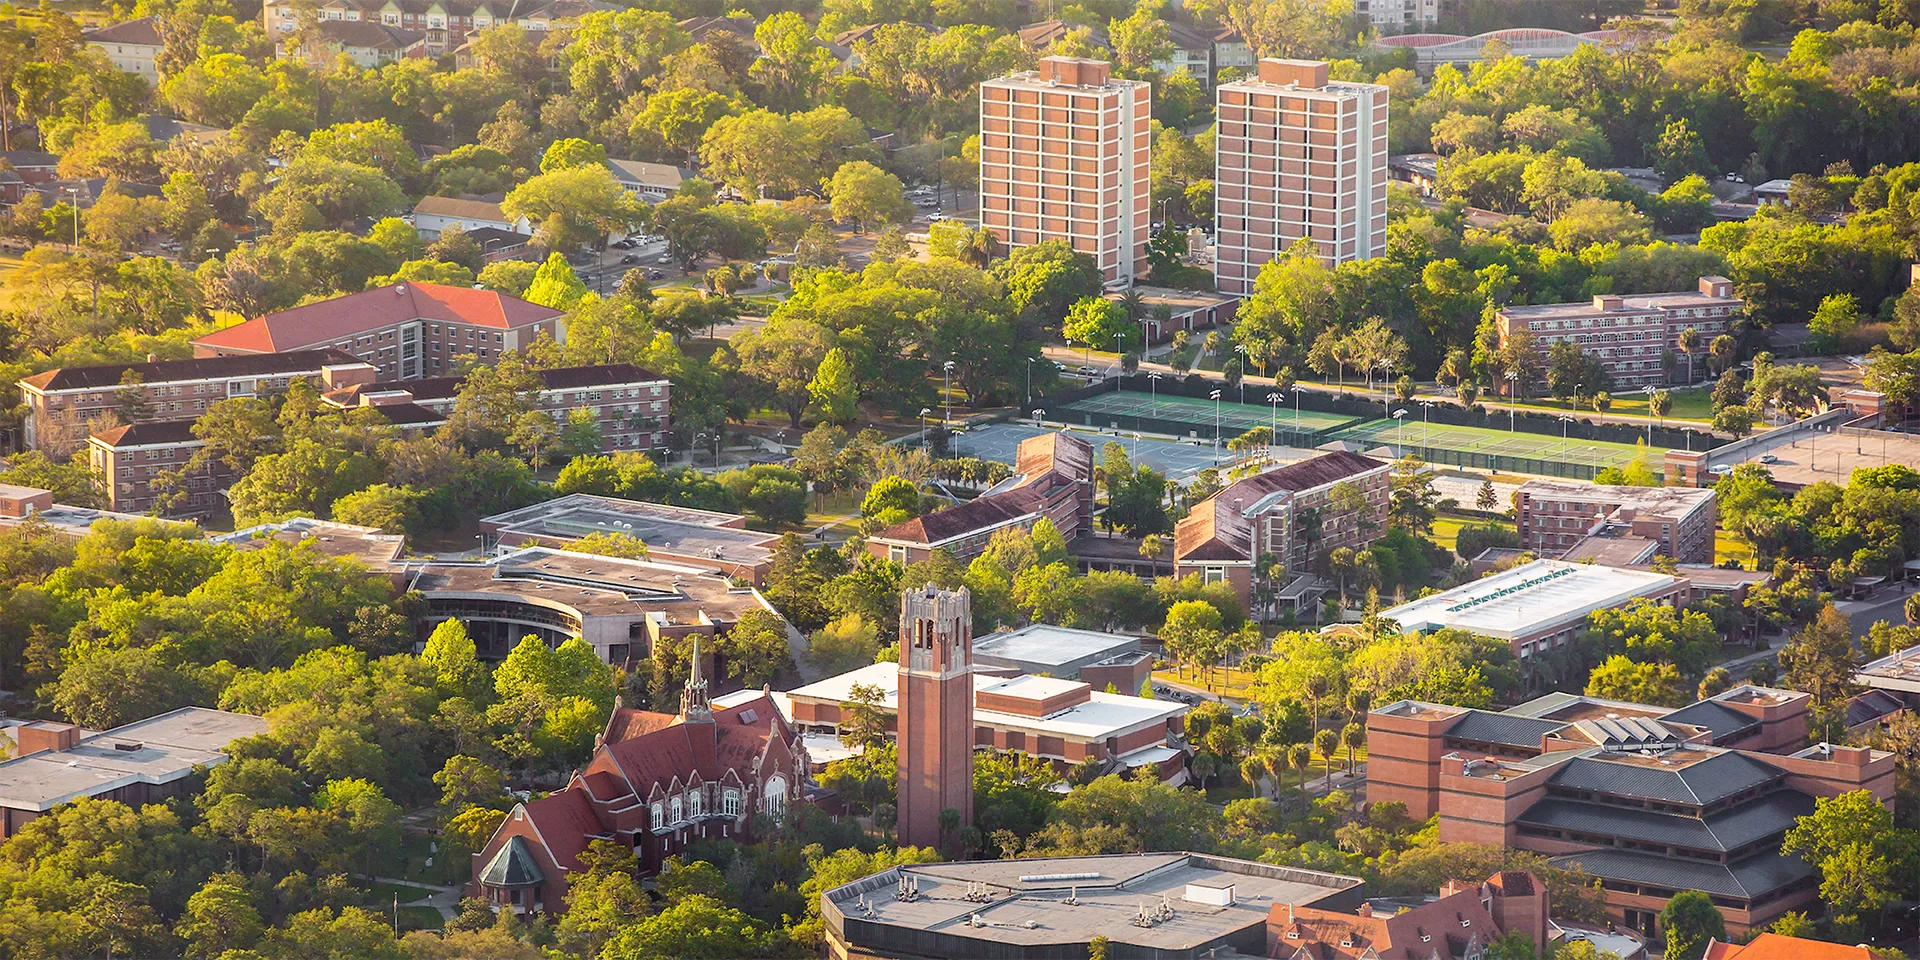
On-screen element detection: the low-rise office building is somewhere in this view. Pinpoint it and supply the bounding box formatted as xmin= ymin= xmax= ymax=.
xmin=192 ymin=281 xmax=564 ymax=382
xmin=1367 ymin=690 xmax=1891 ymax=937
xmin=480 ymin=494 xmax=775 ymax=584
xmin=1516 ymin=480 xmax=1717 ymax=564
xmin=1495 ymin=277 xmax=1742 ymax=390
xmin=971 ymin=623 xmax=1153 ymax=692
xmin=0 ymin=707 xmax=268 ymax=838
xmin=1372 ymin=559 xmax=1689 ymax=664
xmin=1173 ymin=450 xmax=1389 ymax=611
xmin=822 ymin=853 xmax=1365 ymax=960
xmin=788 ymin=662 xmax=1189 ymax=781
xmin=866 ymin=431 xmax=1094 ymax=565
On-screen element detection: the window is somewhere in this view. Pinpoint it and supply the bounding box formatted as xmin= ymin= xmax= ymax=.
xmin=651 ymin=800 xmax=664 ymax=828
xmin=687 ymin=789 xmax=702 ymax=819
xmin=763 ymin=776 xmax=788 ymax=816
xmin=669 ymin=795 xmax=682 ymax=824
xmin=723 ymin=788 xmax=740 ymax=817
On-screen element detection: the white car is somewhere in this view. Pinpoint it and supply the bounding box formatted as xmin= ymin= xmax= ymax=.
xmin=656 ymin=254 xmax=672 ymax=264
xmin=925 ymin=213 xmax=948 ymax=222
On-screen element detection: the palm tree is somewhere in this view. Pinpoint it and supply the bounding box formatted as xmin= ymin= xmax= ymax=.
xmin=1287 ymin=743 xmax=1314 ymax=812
xmin=1314 ymin=728 xmax=1340 ymax=789
xmin=1710 ymin=334 xmax=1736 ymax=376
xmin=1650 ymin=389 xmax=1672 ymax=432
xmin=1907 ymin=592 xmax=1920 ymax=626
xmin=1240 ymin=754 xmax=1269 ymax=798
xmin=1119 ymin=288 xmax=1146 ymax=322
xmin=1341 ymin=722 xmax=1366 ymax=777
xmin=1190 ymin=751 xmax=1218 ymax=791
xmin=1677 ymin=327 xmax=1702 ymax=384
xmin=1139 ymin=534 xmax=1165 ymax=577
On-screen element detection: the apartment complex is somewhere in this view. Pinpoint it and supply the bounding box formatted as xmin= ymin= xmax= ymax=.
xmin=1172 ymin=450 xmax=1390 ymax=610
xmin=1368 ymin=690 xmax=1893 ymax=937
xmin=1516 ymin=480 xmax=1718 ymax=564
xmin=1495 ymin=277 xmax=1743 ymax=390
xmin=88 ymin=419 xmax=222 ymax=515
xmin=191 ymin=281 xmax=564 ymax=381
xmin=83 ymin=17 xmax=163 ymax=79
xmin=260 ymin=0 xmax=600 ymax=57
xmin=866 ymin=431 xmax=1094 ymax=565
xmin=19 ymin=349 xmax=358 ymax=452
xmin=1213 ymin=59 xmax=1389 ymax=294
xmin=319 ymin=362 xmax=671 ymax=452
xmin=979 ymin=57 xmax=1152 ymax=286
xmin=277 ymin=19 xmax=426 ymax=65
xmin=1374 ymin=559 xmax=1689 ymax=664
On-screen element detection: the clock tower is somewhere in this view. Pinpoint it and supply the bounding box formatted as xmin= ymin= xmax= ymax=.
xmin=895 ymin=584 xmax=974 ymax=851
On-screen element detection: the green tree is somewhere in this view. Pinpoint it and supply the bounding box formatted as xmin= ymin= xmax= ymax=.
xmin=421 ymin=618 xmax=487 ymax=697
xmin=1658 ymin=891 xmax=1725 ymax=960
xmin=1062 ymin=296 xmax=1137 ymax=361
xmin=809 ymin=347 xmax=860 ymax=425
xmin=1584 ymin=655 xmax=1686 ymax=707
xmin=828 ymin=160 xmax=913 ymax=233
xmin=540 ymin=137 xmax=608 ymax=173
xmin=503 ymin=164 xmax=647 ymax=251
xmin=598 ymin=894 xmax=778 ymax=960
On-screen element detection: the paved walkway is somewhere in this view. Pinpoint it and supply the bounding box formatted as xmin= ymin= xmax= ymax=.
xmin=362 ymin=876 xmax=461 ymax=924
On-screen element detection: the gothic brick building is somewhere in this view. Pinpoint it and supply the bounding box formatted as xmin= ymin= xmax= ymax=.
xmin=467 ymin=645 xmax=812 ymax=913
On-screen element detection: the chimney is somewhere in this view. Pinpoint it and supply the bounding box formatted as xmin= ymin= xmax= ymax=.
xmin=1257 ymin=58 xmax=1329 ymax=89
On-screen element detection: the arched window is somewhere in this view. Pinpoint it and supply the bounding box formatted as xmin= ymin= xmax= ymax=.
xmin=687 ymin=788 xmax=702 ymax=819
xmin=651 ymin=800 xmax=664 ymax=829
xmin=722 ymin=787 xmax=741 ymax=818
xmin=763 ymin=775 xmax=788 ymax=816
xmin=669 ymin=795 xmax=683 ymax=824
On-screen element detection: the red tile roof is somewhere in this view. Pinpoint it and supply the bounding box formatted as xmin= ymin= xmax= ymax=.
xmin=1704 ymin=935 xmax=1877 ymax=960
xmin=518 ymin=787 xmax=607 ymax=874
xmin=192 ymin=282 xmax=562 ymax=355
xmin=1269 ymin=885 xmax=1501 ymax=960
xmin=1175 ymin=450 xmax=1385 ymax=562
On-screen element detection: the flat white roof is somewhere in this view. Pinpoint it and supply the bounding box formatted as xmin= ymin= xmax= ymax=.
xmin=1379 ymin=559 xmax=1682 ymax=640
xmin=980 ymin=674 xmax=1087 ymax=700
xmin=1856 ymin=644 xmax=1920 ymax=694
xmin=789 ymin=663 xmax=1186 ymax=741
xmin=973 ymin=624 xmax=1140 ymax=668
xmin=0 ymin=707 xmax=268 ymax=811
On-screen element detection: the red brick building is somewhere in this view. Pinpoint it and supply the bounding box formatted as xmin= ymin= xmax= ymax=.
xmin=192 ymin=281 xmax=564 ymax=382
xmin=894 ymin=585 xmax=976 ymax=850
xmin=1515 ymin=480 xmax=1718 ymax=565
xmin=467 ymin=649 xmax=810 ymax=913
xmin=1367 ymin=690 xmax=1894 ymax=938
xmin=1268 ymin=871 xmax=1549 ymax=960
xmin=1173 ymin=450 xmax=1389 ymax=611
xmin=866 ymin=431 xmax=1094 ymax=565
xmin=1495 ymin=277 xmax=1742 ymax=391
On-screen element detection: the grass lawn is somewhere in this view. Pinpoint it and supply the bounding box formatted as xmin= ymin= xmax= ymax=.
xmin=1505 ymin=386 xmax=1716 ymax=423
xmin=1154 ymin=665 xmax=1260 ymax=700
xmin=398 ymin=906 xmax=445 ymax=933
xmin=365 ymin=881 xmax=431 ymax=904
xmin=1717 ymin=529 xmax=1758 ymax=567
xmin=369 ymin=833 xmax=450 ymax=886
xmin=1432 ymin=512 xmax=1515 ymax=557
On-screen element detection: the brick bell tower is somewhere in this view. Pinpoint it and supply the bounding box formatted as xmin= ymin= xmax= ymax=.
xmin=896 ymin=584 xmax=974 ymax=852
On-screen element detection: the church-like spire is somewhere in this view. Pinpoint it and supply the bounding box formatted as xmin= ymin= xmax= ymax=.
xmin=681 ymin=635 xmax=712 ymax=723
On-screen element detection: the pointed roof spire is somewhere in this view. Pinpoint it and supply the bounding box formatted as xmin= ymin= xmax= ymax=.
xmin=681 ymin=635 xmax=712 ymax=723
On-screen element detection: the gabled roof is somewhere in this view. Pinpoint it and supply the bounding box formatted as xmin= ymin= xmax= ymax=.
xmin=1550 ymin=848 xmax=1810 ymax=900
xmin=193 ymin=282 xmax=562 ymax=354
xmin=1846 ymin=689 xmax=1905 ymax=727
xmin=1659 ymin=699 xmax=1760 ymax=742
xmin=0 ymin=151 xmax=59 ymax=168
xmin=84 ymin=16 xmax=162 ymax=45
xmin=1705 ymin=934 xmax=1878 ymax=960
xmin=21 ymin=348 xmax=359 ymax=393
xmin=311 ymin=19 xmax=425 ymax=49
xmin=517 ymin=787 xmax=607 ymax=874
xmin=478 ymin=834 xmax=546 ymax=886
xmin=605 ymin=159 xmax=689 ymax=190
xmin=1517 ymin=791 xmax=1810 ymax=854
xmin=873 ymin=431 xmax=1091 ymax=547
xmin=1175 ymin=451 xmax=1385 ymax=562
xmin=89 ymin=419 xmax=203 ymax=447
xmin=412 ymin=194 xmax=513 ymax=223
xmin=1017 ymin=19 xmax=1107 ymax=48
xmin=1444 ymin=710 xmax=1567 ymax=749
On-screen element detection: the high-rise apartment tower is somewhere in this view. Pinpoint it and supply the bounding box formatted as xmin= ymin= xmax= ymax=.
xmin=979 ymin=57 xmax=1151 ymax=286
xmin=1213 ymin=59 xmax=1389 ymax=295
xmin=895 ymin=584 xmax=974 ymax=850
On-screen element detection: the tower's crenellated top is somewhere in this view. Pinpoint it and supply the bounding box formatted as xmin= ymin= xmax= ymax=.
xmin=900 ymin=584 xmax=971 ymax=676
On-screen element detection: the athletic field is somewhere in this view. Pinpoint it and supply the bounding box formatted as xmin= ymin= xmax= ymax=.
xmin=1332 ymin=419 xmax=1652 ymax=473
xmin=1061 ymin=390 xmax=1361 ymax=436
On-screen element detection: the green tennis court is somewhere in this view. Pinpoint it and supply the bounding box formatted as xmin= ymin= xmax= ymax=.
xmin=1062 ymin=390 xmax=1360 ymax=435
xmin=1333 ymin=419 xmax=1652 ymax=472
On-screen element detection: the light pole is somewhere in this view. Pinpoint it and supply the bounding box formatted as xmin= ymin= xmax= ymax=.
xmin=1234 ymin=344 xmax=1249 ymax=404
xmin=942 ymin=360 xmax=955 ymax=457
xmin=919 ymin=407 xmax=932 ymax=454
xmin=1377 ymin=359 xmax=1393 ymax=418
xmin=1420 ymin=398 xmax=1433 ymax=436
xmin=1210 ymin=388 xmax=1222 ymax=463
xmin=1026 ymin=356 xmax=1040 ymax=408
xmin=1132 ymin=430 xmax=1140 ymax=462
xmin=1292 ymin=383 xmax=1302 ymax=436
xmin=1393 ymin=408 xmax=1407 ymax=456
xmin=695 ymin=432 xmax=709 ymax=468
xmin=1558 ymin=415 xmax=1573 ymax=455
xmin=1033 ymin=408 xmax=1045 ymax=427
xmin=1639 ymin=385 xmax=1655 ymax=444
xmin=1112 ymin=332 xmax=1125 ymax=382
xmin=1266 ymin=391 xmax=1281 ymax=447
xmin=1505 ymin=371 xmax=1519 ymax=431
xmin=1147 ymin=371 xmax=1162 ymax=411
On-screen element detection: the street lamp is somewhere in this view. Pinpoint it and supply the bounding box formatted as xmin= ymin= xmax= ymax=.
xmin=1505 ymin=371 xmax=1519 ymax=432
xmin=1393 ymin=408 xmax=1407 ymax=456
xmin=1265 ymin=391 xmax=1281 ymax=447
xmin=1377 ymin=359 xmax=1393 ymax=417
xmin=1032 ymin=408 xmax=1045 ymax=427
xmin=1420 ymin=398 xmax=1434 ymax=436
xmin=1234 ymin=344 xmax=1249 ymax=404
xmin=1558 ymin=415 xmax=1574 ymax=455
xmin=942 ymin=360 xmax=955 ymax=456
xmin=1025 ymin=356 xmax=1045 ymax=408
xmin=1638 ymin=385 xmax=1656 ymax=445
xmin=919 ymin=407 xmax=932 ymax=454
xmin=1112 ymin=332 xmax=1126 ymax=382
xmin=1209 ymin=389 xmax=1222 ymax=463
xmin=695 ymin=432 xmax=709 ymax=468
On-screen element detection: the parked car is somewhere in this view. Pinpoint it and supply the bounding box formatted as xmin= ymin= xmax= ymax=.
xmin=620 ymin=254 xmax=639 ymax=264
xmin=926 ymin=212 xmax=948 ymax=222
xmin=1758 ymin=453 xmax=1779 ymax=464
xmin=656 ymin=254 xmax=672 ymax=264
xmin=646 ymin=269 xmax=664 ymax=280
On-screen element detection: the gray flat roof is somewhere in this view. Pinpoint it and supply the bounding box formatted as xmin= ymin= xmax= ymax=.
xmin=827 ymin=853 xmax=1361 ymax=953
xmin=0 ymin=707 xmax=267 ymax=811
xmin=484 ymin=494 xmax=776 ymax=566
xmin=972 ymin=624 xmax=1140 ymax=669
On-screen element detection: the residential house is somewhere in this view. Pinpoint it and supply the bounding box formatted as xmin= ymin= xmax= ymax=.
xmin=605 ymin=159 xmax=691 ymax=203
xmin=84 ymin=17 xmax=164 ymax=81
xmin=410 ymin=194 xmax=530 ymax=239
xmin=278 ymin=19 xmax=427 ymax=66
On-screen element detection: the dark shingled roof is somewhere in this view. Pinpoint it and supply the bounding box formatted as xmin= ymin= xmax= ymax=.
xmin=1174 ymin=450 xmax=1386 ymax=563
xmin=1846 ymin=690 xmax=1905 ymax=728
xmin=478 ymin=835 xmax=545 ymax=886
xmin=1660 ymin=699 xmax=1762 ymax=742
xmin=1519 ymin=791 xmax=1811 ymax=854
xmin=21 ymin=349 xmax=360 ymax=393
xmin=89 ymin=418 xmax=203 ymax=447
xmin=1551 ymin=848 xmax=1812 ymax=900
xmin=1444 ymin=710 xmax=1568 ymax=749
xmin=1548 ymin=751 xmax=1781 ymax=807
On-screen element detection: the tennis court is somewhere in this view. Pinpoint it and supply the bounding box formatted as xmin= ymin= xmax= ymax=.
xmin=1332 ymin=419 xmax=1652 ymax=476
xmin=1061 ymin=390 xmax=1360 ymax=437
xmin=959 ymin=423 xmax=1231 ymax=479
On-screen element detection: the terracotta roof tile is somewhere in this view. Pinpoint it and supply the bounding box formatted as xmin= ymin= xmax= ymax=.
xmin=194 ymin=282 xmax=562 ymax=355
xmin=519 ymin=787 xmax=609 ymax=874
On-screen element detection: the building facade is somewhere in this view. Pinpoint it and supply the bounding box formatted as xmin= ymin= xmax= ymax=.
xmin=191 ymin=281 xmax=564 ymax=381
xmin=19 ymin=349 xmax=360 ymax=452
xmin=321 ymin=362 xmax=671 ymax=452
xmin=277 ymin=20 xmax=425 ymax=65
xmin=260 ymin=0 xmax=600 ymax=57
xmin=866 ymin=431 xmax=1094 ymax=565
xmin=410 ymin=195 xmax=531 ymax=238
xmin=1374 ymin=559 xmax=1690 ymax=665
xmin=83 ymin=17 xmax=163 ymax=80
xmin=979 ymin=57 xmax=1151 ymax=286
xmin=468 ymin=658 xmax=810 ymax=912
xmin=1495 ymin=277 xmax=1742 ymax=390
xmin=1269 ymin=872 xmax=1549 ymax=960
xmin=1368 ymin=690 xmax=1893 ymax=938
xmin=1173 ymin=450 xmax=1390 ymax=610
xmin=87 ymin=420 xmax=223 ymax=515
xmin=1213 ymin=59 xmax=1388 ymax=294
xmin=1515 ymin=480 xmax=1717 ymax=564
xmin=894 ymin=585 xmax=975 ymax=850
